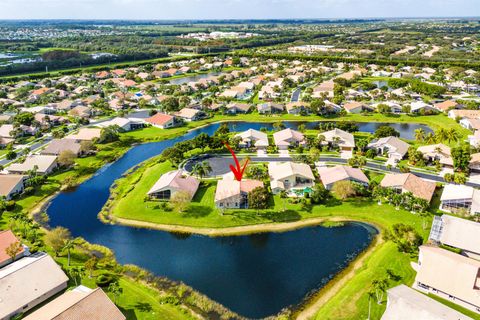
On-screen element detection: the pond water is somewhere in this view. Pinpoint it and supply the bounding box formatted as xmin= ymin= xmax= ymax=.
xmin=46 ymin=120 xmax=417 ymax=317
xmin=169 ymin=71 xmax=221 ymax=85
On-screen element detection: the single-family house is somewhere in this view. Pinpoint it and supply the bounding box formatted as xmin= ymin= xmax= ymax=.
xmin=0 ymin=230 xmax=27 ymax=268
xmin=429 ymin=214 xmax=480 ymax=259
xmin=7 ymin=155 xmax=58 ymax=175
xmin=214 ymin=179 xmax=264 ymax=209
xmin=0 ymin=175 xmax=26 ymax=200
xmin=257 ymin=102 xmax=284 ymax=114
xmin=381 ymin=284 xmax=472 ymax=320
xmin=286 ymin=102 xmax=309 ymax=115
xmin=147 ymin=170 xmax=199 ymax=200
xmin=318 ymin=128 xmax=355 ymax=158
xmin=410 ymin=101 xmax=435 ymax=113
xmin=317 ymin=165 xmax=369 ymax=190
xmin=439 ymin=184 xmax=480 ymax=215
xmin=343 ymin=101 xmax=367 ymax=114
xmin=448 ymin=109 xmax=480 ymax=120
xmin=367 ymin=136 xmax=410 ymax=164
xmin=41 ymin=139 xmax=82 ymax=156
xmin=0 ymin=252 xmax=68 ymax=320
xmin=268 ymin=162 xmax=315 ymax=194
xmin=234 ymin=129 xmax=269 ymax=149
xmin=98 ymin=117 xmax=144 ymax=131
xmin=417 ymin=143 xmax=453 ymax=168
xmin=65 ymin=128 xmax=102 ymax=142
xmin=145 ymin=113 xmax=175 ymax=129
xmin=413 ymin=245 xmax=480 ymax=313
xmin=312 ymin=80 xmax=335 ymax=98
xmin=175 ymin=107 xmax=204 ymax=122
xmin=468 ymin=131 xmax=480 ymax=148
xmin=23 ymin=286 xmax=126 ymax=320
xmin=434 ymin=100 xmax=459 ymax=113
xmin=380 ymin=173 xmax=436 ymax=202
xmin=226 ymin=102 xmax=251 ymax=114
xmin=68 ymin=106 xmax=92 ymax=118
xmin=460 ymin=118 xmax=480 ymax=131
xmin=273 ymin=128 xmax=306 ymax=150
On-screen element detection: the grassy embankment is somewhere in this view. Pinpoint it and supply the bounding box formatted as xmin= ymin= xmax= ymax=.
xmin=1 ymin=112 xmax=470 ymax=319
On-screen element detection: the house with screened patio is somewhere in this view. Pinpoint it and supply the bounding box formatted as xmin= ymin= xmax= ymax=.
xmin=439 ymin=184 xmax=480 ymax=216
xmin=147 ymin=170 xmax=199 ymax=200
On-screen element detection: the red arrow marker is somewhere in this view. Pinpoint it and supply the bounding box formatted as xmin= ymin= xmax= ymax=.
xmin=224 ymin=142 xmax=249 ymax=181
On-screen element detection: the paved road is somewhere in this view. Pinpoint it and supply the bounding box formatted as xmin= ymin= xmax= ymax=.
xmin=291 ymin=88 xmax=301 ymax=102
xmin=185 ymin=154 xmax=480 ymax=188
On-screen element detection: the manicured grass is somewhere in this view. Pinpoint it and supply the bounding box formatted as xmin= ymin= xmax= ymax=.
xmin=46 ymin=246 xmax=192 ymax=320
xmin=122 ymin=113 xmax=469 ymax=146
xmin=312 ymin=242 xmax=416 ymax=320
xmin=109 ymin=156 xmax=431 ymax=230
xmin=107 ymin=154 xmax=450 ymax=319
xmin=114 ymin=278 xmax=193 ymax=320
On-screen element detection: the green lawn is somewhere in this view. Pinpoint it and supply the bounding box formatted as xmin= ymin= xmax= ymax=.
xmin=121 ymin=112 xmax=469 ymax=146
xmin=311 ymin=242 xmax=416 ymax=320
xmin=105 ymin=153 xmax=480 ymax=320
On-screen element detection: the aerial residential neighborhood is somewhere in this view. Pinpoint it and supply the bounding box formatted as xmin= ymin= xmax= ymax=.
xmin=1 ymin=6 xmax=480 ymax=320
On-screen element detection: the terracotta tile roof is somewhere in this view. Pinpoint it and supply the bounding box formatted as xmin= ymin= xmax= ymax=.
xmin=381 ymin=173 xmax=436 ymax=201
xmin=146 ymin=113 xmax=174 ymax=126
xmin=0 ymin=230 xmax=24 ymax=265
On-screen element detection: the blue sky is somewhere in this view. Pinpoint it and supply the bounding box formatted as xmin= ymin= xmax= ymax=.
xmin=0 ymin=0 xmax=479 ymax=20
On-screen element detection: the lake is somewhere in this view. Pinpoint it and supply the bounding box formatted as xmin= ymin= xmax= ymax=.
xmin=46 ymin=121 xmax=414 ymax=317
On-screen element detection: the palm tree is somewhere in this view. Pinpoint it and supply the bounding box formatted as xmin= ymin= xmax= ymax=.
xmin=414 ymin=128 xmax=425 ymax=142
xmin=372 ymin=278 xmax=388 ymax=304
xmin=425 ymin=132 xmax=436 ymax=144
xmin=191 ymin=161 xmax=213 ymax=180
xmin=446 ymin=128 xmax=459 ymax=143
xmin=201 ymin=161 xmax=212 ymax=177
xmin=68 ymin=266 xmax=85 ymax=286
xmin=367 ymin=290 xmax=375 ymax=320
xmin=108 ymin=281 xmax=123 ymax=304
xmin=279 ymin=190 xmax=288 ymax=212
xmin=435 ymin=128 xmax=448 ymax=143
xmin=63 ymin=239 xmax=77 ymax=267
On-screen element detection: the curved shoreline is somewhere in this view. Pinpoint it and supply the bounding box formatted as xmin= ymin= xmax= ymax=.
xmin=111 ymin=215 xmax=381 ymax=237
